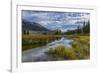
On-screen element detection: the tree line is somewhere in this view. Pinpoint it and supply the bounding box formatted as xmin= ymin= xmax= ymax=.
xmin=65 ymin=21 xmax=90 ymax=35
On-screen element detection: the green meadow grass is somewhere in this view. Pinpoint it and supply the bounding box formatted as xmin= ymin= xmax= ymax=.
xmin=22 ymin=34 xmax=62 ymax=51
xmin=47 ymin=36 xmax=90 ymax=60
xmin=22 ymin=34 xmax=90 ymax=60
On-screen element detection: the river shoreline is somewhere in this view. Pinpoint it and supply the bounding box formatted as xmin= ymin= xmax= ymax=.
xmin=22 ymin=37 xmax=73 ymax=62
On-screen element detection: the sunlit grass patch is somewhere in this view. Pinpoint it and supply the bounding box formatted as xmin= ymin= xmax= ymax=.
xmin=47 ymin=46 xmax=77 ymax=60
xmin=47 ymin=36 xmax=90 ymax=60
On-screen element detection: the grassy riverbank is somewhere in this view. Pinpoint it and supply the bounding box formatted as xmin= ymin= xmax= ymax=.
xmin=22 ymin=34 xmax=63 ymax=51
xmin=22 ymin=34 xmax=76 ymax=51
xmin=47 ymin=35 xmax=90 ymax=60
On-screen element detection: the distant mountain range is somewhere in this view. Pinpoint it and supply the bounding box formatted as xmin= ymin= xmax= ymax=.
xmin=22 ymin=19 xmax=80 ymax=34
xmin=22 ymin=19 xmax=51 ymax=32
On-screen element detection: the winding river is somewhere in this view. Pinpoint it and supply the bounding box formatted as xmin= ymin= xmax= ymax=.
xmin=22 ymin=37 xmax=73 ymax=62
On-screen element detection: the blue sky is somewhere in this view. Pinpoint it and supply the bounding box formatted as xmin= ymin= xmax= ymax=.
xmin=22 ymin=10 xmax=90 ymax=32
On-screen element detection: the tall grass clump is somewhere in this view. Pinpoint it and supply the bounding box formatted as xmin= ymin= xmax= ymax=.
xmin=48 ymin=46 xmax=77 ymax=60
xmin=47 ymin=36 xmax=90 ymax=60
xmin=72 ymin=36 xmax=90 ymax=59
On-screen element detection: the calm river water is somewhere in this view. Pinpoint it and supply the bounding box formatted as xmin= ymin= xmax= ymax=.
xmin=22 ymin=37 xmax=73 ymax=62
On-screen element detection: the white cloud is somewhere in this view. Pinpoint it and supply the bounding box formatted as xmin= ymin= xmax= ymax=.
xmin=22 ymin=10 xmax=90 ymax=32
